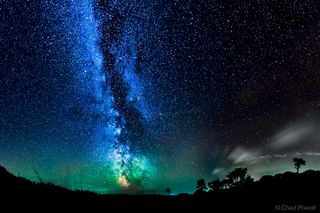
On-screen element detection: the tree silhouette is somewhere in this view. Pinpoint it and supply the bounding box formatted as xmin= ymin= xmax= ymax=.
xmin=243 ymin=175 xmax=254 ymax=186
xmin=208 ymin=179 xmax=222 ymax=191
xmin=165 ymin=188 xmax=171 ymax=195
xmin=221 ymin=178 xmax=232 ymax=189
xmin=227 ymin=167 xmax=248 ymax=186
xmin=293 ymin=157 xmax=306 ymax=173
xmin=33 ymin=168 xmax=43 ymax=183
xmin=195 ymin=179 xmax=207 ymax=193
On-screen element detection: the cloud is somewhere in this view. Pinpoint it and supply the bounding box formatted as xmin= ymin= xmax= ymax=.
xmin=228 ymin=146 xmax=260 ymax=164
xmin=227 ymin=146 xmax=288 ymax=166
xmin=214 ymin=117 xmax=320 ymax=179
xmin=212 ymin=167 xmax=229 ymax=178
xmin=303 ymin=152 xmax=320 ymax=157
xmin=258 ymin=154 xmax=287 ymax=159
xmin=270 ymin=123 xmax=315 ymax=150
xmin=212 ymin=168 xmax=226 ymax=175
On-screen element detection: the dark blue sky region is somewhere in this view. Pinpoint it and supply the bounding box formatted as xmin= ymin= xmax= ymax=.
xmin=1 ymin=0 xmax=320 ymax=193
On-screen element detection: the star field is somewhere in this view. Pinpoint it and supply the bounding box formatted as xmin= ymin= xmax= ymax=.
xmin=1 ymin=0 xmax=320 ymax=194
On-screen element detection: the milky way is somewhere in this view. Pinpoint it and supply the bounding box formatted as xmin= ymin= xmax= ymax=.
xmin=64 ymin=0 xmax=161 ymax=189
xmin=90 ymin=0 xmax=159 ymax=189
xmin=1 ymin=0 xmax=320 ymax=194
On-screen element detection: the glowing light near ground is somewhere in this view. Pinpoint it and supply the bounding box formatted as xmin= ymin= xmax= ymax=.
xmin=118 ymin=175 xmax=130 ymax=188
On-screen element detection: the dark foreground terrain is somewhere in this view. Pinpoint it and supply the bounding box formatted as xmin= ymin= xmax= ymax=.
xmin=0 ymin=165 xmax=319 ymax=212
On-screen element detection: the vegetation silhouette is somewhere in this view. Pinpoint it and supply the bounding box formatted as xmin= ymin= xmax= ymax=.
xmin=0 ymin=160 xmax=319 ymax=211
xmin=293 ymin=157 xmax=306 ymax=173
xmin=208 ymin=179 xmax=222 ymax=191
xmin=194 ymin=179 xmax=207 ymax=195
xmin=165 ymin=188 xmax=171 ymax=195
xmin=226 ymin=167 xmax=254 ymax=187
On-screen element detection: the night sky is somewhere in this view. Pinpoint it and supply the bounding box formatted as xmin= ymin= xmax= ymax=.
xmin=1 ymin=0 xmax=320 ymax=194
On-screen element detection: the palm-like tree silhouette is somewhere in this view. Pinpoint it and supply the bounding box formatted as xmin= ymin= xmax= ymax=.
xmin=293 ymin=157 xmax=306 ymax=173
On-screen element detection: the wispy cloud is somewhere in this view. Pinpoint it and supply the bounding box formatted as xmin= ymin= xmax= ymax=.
xmin=213 ymin=118 xmax=320 ymax=178
xmin=270 ymin=123 xmax=315 ymax=150
xmin=228 ymin=146 xmax=260 ymax=164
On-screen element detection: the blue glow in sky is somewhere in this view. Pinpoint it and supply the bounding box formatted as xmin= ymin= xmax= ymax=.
xmin=1 ymin=0 xmax=320 ymax=194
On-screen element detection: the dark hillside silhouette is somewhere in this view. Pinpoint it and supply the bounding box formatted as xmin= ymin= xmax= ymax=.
xmin=0 ymin=165 xmax=319 ymax=211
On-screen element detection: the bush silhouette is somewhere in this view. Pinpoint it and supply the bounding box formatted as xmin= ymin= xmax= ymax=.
xmin=227 ymin=167 xmax=248 ymax=187
xmin=208 ymin=179 xmax=223 ymax=191
xmin=195 ymin=179 xmax=207 ymax=194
